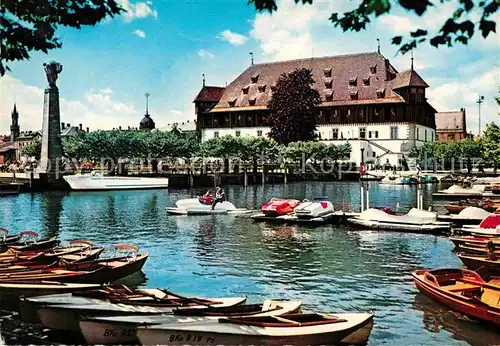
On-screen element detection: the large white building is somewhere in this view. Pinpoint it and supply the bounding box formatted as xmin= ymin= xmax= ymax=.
xmin=194 ymin=52 xmax=437 ymax=167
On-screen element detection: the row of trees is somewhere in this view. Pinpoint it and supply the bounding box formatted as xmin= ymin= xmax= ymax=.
xmin=21 ymin=130 xmax=352 ymax=173
xmin=409 ymin=123 xmax=500 ymax=173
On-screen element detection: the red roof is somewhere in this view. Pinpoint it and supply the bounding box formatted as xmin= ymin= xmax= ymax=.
xmin=391 ymin=70 xmax=429 ymax=89
xmin=210 ymin=52 xmax=423 ymax=112
xmin=193 ymin=86 xmax=226 ymax=102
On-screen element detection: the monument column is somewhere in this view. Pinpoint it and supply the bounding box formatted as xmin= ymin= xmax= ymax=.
xmin=39 ymin=61 xmax=64 ymax=187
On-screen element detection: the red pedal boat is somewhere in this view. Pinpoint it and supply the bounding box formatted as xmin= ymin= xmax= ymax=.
xmin=260 ymin=198 xmax=301 ymax=216
xmin=412 ymin=268 xmax=500 ymax=325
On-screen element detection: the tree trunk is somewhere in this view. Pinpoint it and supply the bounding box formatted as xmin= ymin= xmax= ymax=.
xmin=223 ymin=158 xmax=229 ymax=174
xmin=467 ymin=158 xmax=472 ymax=174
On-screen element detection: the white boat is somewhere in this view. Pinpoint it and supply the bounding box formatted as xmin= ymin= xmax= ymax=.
xmin=453 ymin=214 xmax=500 ymax=237
xmin=36 ymin=296 xmax=246 ymax=331
xmin=166 ymin=198 xmax=250 ymax=215
xmin=437 ymin=206 xmax=491 ymax=224
xmin=348 ymin=208 xmax=451 ymax=233
xmin=293 ymin=197 xmax=334 ymax=219
xmin=136 ymin=312 xmax=374 ymax=346
xmin=63 ymin=172 xmax=169 ymax=190
xmin=79 ymin=300 xmax=302 ymax=345
xmin=0 ymin=282 xmax=101 ymax=301
xmin=433 ymin=184 xmax=494 ymax=199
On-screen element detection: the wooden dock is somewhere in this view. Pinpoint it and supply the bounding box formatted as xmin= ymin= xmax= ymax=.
xmin=250 ymin=211 xmax=360 ymax=225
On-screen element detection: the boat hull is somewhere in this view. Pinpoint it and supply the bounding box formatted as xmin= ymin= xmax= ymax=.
xmin=348 ymin=217 xmax=450 ymax=234
xmin=412 ymin=270 xmax=500 ymax=325
xmin=63 ymin=175 xmax=169 ymax=191
xmin=36 ymin=296 xmax=247 ymax=331
xmin=136 ymin=313 xmax=374 ymax=346
xmin=79 ymin=300 xmax=302 ymax=345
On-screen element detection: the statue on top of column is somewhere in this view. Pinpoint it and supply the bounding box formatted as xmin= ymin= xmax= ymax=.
xmin=43 ymin=61 xmax=63 ymax=88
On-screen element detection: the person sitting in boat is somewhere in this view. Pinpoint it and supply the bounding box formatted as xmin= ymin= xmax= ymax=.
xmin=212 ymin=186 xmax=226 ymax=210
xmin=199 ymin=191 xmax=213 ymax=205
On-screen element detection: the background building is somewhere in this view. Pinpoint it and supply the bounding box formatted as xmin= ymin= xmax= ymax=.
xmin=435 ymin=108 xmax=472 ymax=141
xmin=195 ymin=52 xmax=437 ymax=167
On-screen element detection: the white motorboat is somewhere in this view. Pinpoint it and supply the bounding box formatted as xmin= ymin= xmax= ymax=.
xmin=166 ymin=198 xmax=250 ymax=215
xmin=79 ymin=300 xmax=302 ymax=345
xmin=432 ymin=184 xmax=495 ymax=199
xmin=348 ymin=208 xmax=451 ymax=233
xmin=294 ymin=197 xmax=334 ymax=219
xmin=63 ymin=172 xmax=169 ymax=191
xmin=136 ymin=312 xmax=374 ymax=346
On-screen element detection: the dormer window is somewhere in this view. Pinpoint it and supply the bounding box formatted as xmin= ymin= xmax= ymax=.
xmin=362 ymin=77 xmax=370 ymax=86
xmin=325 ymin=90 xmax=333 ymax=101
xmin=376 ymin=88 xmax=385 ymax=98
xmin=350 ymin=91 xmax=358 ymax=100
xmin=323 ymin=68 xmax=332 ymax=78
xmin=349 ymin=77 xmax=357 ymax=87
xmin=270 ymin=85 xmax=276 ymax=92
xmin=258 ymin=85 xmax=266 ymax=93
xmin=242 ymin=86 xmax=249 ymax=95
xmin=324 ymin=79 xmax=333 ymax=89
xmin=370 ymin=65 xmax=377 ymax=74
xmin=250 ymin=74 xmax=259 ymax=83
xmin=228 ymin=98 xmax=237 ymax=107
xmin=249 ymin=97 xmax=256 ymax=106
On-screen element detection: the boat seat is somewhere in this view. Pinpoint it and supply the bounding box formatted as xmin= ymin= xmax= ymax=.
xmin=442 ymin=282 xmax=482 ymax=292
xmin=480 ymin=289 xmax=500 ymax=307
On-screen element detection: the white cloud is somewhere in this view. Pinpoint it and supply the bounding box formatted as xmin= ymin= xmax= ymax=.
xmin=119 ymin=0 xmax=158 ymax=22
xmin=132 ymin=29 xmax=146 ymax=38
xmin=0 ymin=75 xmax=141 ymax=133
xmin=169 ymin=109 xmax=184 ymax=116
xmin=198 ymin=49 xmax=215 ymax=59
xmin=428 ymin=67 xmax=500 ymax=135
xmin=379 ymin=15 xmax=418 ymax=33
xmin=217 ymin=30 xmax=248 ymax=46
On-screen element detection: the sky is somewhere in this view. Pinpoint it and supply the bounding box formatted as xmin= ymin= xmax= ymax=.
xmin=1 ymin=0 xmax=499 ymax=135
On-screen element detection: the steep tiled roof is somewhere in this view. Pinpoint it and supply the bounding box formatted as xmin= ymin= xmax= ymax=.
xmin=194 ymin=86 xmax=226 ymax=102
xmin=391 ymin=70 xmax=429 ymax=89
xmin=435 ymin=110 xmax=466 ymax=132
xmin=211 ymin=52 xmax=415 ymax=112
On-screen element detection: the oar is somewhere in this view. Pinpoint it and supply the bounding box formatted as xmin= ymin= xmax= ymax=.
xmin=155 ymin=288 xmax=219 ymax=308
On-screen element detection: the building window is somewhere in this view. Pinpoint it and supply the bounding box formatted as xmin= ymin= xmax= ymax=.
xmin=368 ymin=131 xmax=372 ymax=139
xmin=350 ymin=91 xmax=358 ymax=100
xmin=375 ymin=131 xmax=379 ymax=138
xmin=258 ymin=85 xmax=266 ymax=93
xmin=362 ymin=77 xmax=370 ymax=86
xmin=370 ymin=66 xmax=377 ymax=74
xmin=257 ymin=130 xmax=263 ymax=137
xmin=325 ymin=91 xmax=333 ymax=101
xmin=324 ymin=80 xmax=333 ymax=89
xmin=376 ymin=89 xmax=385 ymax=98
xmin=390 ymin=126 xmax=399 ymax=139
xmin=359 ymin=127 xmax=366 ymax=139
xmin=348 ymin=77 xmax=357 ymax=87
xmin=235 ymin=130 xmax=241 ymax=137
xmin=447 ymin=134 xmax=455 ymax=141
xmin=425 ymin=130 xmax=427 ymax=141
xmin=214 ymin=131 xmax=219 ymax=138
xmin=228 ymin=98 xmax=236 ymax=107
xmin=332 ymin=128 xmax=339 ymax=139
xmin=242 ymin=86 xmax=249 ymax=95
xmin=416 ymin=128 xmax=419 ymax=140
xmin=249 ymin=97 xmax=256 ymax=106
xmin=251 ymin=74 xmax=259 ymax=83
xmin=324 ymin=68 xmax=332 ymax=77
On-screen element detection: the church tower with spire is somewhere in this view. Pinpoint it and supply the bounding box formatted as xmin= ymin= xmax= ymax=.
xmin=10 ymin=103 xmax=20 ymax=142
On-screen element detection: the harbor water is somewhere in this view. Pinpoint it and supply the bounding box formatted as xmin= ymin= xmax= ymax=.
xmin=0 ymin=182 xmax=499 ymax=345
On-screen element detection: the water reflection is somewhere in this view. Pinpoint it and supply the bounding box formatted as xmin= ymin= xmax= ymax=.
xmin=0 ymin=182 xmax=494 ymax=345
xmin=413 ymin=293 xmax=500 ymax=345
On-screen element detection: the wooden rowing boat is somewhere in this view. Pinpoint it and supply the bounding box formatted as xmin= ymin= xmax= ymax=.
xmin=412 ymin=268 xmax=500 ymax=325
xmin=79 ymin=300 xmax=303 ymax=345
xmin=1 ymin=231 xmax=59 ymax=252
xmin=0 ymin=253 xmax=148 ymax=283
xmin=449 ymin=236 xmax=498 ymax=248
xmin=0 ymin=281 xmax=101 ymax=301
xmin=136 ymin=312 xmax=374 ymax=346
xmin=35 ymin=295 xmax=247 ymax=331
xmin=456 ymin=254 xmax=500 ymax=276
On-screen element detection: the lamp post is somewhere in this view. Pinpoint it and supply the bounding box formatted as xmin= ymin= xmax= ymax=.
xmin=360 ymin=148 xmax=365 ymax=165
xmin=477 ymin=95 xmax=484 ymax=136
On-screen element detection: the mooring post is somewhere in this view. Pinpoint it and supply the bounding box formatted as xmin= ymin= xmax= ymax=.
xmin=366 ymin=190 xmax=370 ymax=210
xmin=284 ymin=164 xmax=287 ymax=185
xmin=244 ymin=168 xmax=248 ymax=187
xmin=262 ymin=164 xmax=265 ymax=185
xmin=360 ymin=185 xmax=365 ymax=212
